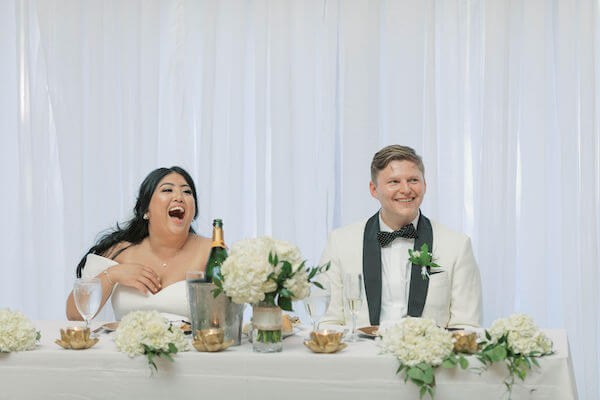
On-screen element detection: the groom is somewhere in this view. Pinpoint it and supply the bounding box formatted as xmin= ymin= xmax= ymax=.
xmin=319 ymin=145 xmax=482 ymax=328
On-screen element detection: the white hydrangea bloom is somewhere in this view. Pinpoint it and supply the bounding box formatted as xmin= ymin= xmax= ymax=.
xmin=283 ymin=268 xmax=311 ymax=301
xmin=489 ymin=314 xmax=552 ymax=354
xmin=114 ymin=311 xmax=189 ymax=357
xmin=221 ymin=236 xmax=310 ymax=303
xmin=378 ymin=317 xmax=453 ymax=367
xmin=0 ymin=308 xmax=38 ymax=352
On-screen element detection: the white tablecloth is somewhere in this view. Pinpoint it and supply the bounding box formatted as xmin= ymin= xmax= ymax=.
xmin=0 ymin=321 xmax=578 ymax=400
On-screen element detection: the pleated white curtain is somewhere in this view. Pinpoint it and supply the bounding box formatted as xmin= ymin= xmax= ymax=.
xmin=0 ymin=1 xmax=598 ymax=398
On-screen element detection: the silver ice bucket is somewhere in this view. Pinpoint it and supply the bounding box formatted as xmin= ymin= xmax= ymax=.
xmin=186 ymin=278 xmax=245 ymax=346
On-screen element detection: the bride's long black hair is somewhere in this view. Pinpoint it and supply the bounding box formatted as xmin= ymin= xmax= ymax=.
xmin=76 ymin=166 xmax=198 ymax=278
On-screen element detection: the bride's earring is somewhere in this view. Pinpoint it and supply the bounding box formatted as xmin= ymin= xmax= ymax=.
xmin=143 ymin=213 xmax=149 ymax=220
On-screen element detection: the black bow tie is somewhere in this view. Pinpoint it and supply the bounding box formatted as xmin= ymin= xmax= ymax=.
xmin=377 ymin=224 xmax=418 ymax=247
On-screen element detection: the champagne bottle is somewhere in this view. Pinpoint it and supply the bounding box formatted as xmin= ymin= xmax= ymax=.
xmin=205 ymin=219 xmax=227 ymax=285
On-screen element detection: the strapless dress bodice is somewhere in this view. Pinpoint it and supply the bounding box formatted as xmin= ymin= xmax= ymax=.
xmin=111 ymin=280 xmax=189 ymax=320
xmin=81 ymin=254 xmax=190 ymax=320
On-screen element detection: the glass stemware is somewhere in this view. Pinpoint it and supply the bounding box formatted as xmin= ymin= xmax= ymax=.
xmin=344 ymin=273 xmax=364 ymax=342
xmin=303 ymin=284 xmax=331 ymax=333
xmin=73 ymin=278 xmax=102 ymax=331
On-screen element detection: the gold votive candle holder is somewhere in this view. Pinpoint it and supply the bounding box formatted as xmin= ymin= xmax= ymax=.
xmin=304 ymin=330 xmax=347 ymax=354
xmin=452 ymin=331 xmax=480 ymax=354
xmin=192 ymin=328 xmax=233 ymax=352
xmin=55 ymin=326 xmax=99 ymax=350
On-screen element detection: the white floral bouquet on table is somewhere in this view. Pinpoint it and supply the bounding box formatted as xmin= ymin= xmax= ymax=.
xmin=378 ymin=317 xmax=455 ymax=399
xmin=218 ymin=236 xmax=328 ymax=343
xmin=477 ymin=314 xmax=553 ymax=398
xmin=114 ymin=311 xmax=189 ymax=372
xmin=0 ymin=308 xmax=40 ymax=352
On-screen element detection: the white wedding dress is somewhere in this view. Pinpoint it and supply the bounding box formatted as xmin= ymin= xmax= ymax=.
xmin=81 ymin=254 xmax=190 ymax=320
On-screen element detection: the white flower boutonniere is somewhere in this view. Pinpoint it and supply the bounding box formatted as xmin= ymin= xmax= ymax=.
xmin=408 ymin=243 xmax=442 ymax=280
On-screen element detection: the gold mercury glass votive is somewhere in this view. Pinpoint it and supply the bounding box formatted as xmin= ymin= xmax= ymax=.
xmin=304 ymin=330 xmax=347 ymax=353
xmin=192 ymin=328 xmax=233 ymax=352
xmin=55 ymin=326 xmax=99 ymax=350
xmin=452 ymin=331 xmax=480 ymax=354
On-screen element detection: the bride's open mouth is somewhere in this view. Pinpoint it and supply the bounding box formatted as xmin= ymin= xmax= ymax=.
xmin=168 ymin=206 xmax=185 ymax=223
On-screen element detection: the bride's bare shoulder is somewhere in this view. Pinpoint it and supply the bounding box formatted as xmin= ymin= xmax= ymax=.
xmin=102 ymin=241 xmax=134 ymax=260
xmin=190 ymin=234 xmax=211 ymax=249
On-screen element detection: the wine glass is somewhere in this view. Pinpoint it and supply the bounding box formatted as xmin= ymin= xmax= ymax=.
xmin=73 ymin=278 xmax=102 ymax=331
xmin=344 ymin=273 xmax=364 ymax=342
xmin=303 ymin=284 xmax=331 ymax=333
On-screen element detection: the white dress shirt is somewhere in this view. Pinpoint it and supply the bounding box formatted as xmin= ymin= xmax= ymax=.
xmin=379 ymin=212 xmax=419 ymax=325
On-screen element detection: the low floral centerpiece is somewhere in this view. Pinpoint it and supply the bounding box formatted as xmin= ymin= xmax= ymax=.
xmin=0 ymin=308 xmax=40 ymax=352
xmin=380 ymin=314 xmax=554 ymax=399
xmin=218 ymin=236 xmax=328 ymax=352
xmin=114 ymin=310 xmax=189 ymax=372
xmin=378 ymin=317 xmax=457 ymax=399
xmin=476 ymin=314 xmax=553 ymax=397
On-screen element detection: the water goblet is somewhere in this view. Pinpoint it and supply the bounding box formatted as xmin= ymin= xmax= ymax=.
xmin=303 ymin=284 xmax=331 ymax=333
xmin=73 ymin=278 xmax=102 ymax=333
xmin=344 ymin=273 xmax=364 ymax=342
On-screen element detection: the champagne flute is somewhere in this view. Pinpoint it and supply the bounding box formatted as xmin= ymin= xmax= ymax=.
xmin=303 ymin=284 xmax=331 ymax=333
xmin=344 ymin=273 xmax=364 ymax=342
xmin=73 ymin=278 xmax=102 ymax=332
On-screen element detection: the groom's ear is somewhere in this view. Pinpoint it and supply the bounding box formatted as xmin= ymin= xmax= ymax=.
xmin=369 ymin=181 xmax=379 ymax=200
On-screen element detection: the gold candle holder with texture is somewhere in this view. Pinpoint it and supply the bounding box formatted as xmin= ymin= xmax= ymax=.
xmin=55 ymin=326 xmax=99 ymax=350
xmin=192 ymin=328 xmax=233 ymax=352
xmin=304 ymin=330 xmax=347 ymax=353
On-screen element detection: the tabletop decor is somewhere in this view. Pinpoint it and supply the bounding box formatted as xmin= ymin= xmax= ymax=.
xmin=408 ymin=244 xmax=442 ymax=279
xmin=0 ymin=308 xmax=40 ymax=352
xmin=219 ymin=236 xmax=329 ymax=352
xmin=114 ymin=311 xmax=189 ymax=372
xmin=476 ymin=314 xmax=553 ymax=398
xmin=55 ymin=326 xmax=99 ymax=350
xmin=378 ymin=317 xmax=457 ymax=399
xmin=192 ymin=328 xmax=233 ymax=352
xmin=304 ymin=330 xmax=347 ymax=353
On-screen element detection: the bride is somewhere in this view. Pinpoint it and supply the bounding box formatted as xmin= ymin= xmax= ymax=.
xmin=66 ymin=166 xmax=212 ymax=320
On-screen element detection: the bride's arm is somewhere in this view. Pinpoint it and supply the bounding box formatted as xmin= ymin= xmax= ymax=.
xmin=66 ymin=254 xmax=162 ymax=320
xmin=66 ymin=253 xmax=119 ymax=321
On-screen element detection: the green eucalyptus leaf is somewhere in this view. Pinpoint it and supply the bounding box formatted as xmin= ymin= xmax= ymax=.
xmin=278 ymin=296 xmax=293 ymax=311
xmin=458 ymin=356 xmax=469 ymax=370
xmin=161 ymin=352 xmax=174 ymax=362
xmin=407 ymin=367 xmax=425 ymax=383
xmin=168 ymin=343 xmax=178 ymax=354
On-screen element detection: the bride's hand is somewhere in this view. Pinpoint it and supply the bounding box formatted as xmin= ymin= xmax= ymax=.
xmin=109 ymin=263 xmax=162 ymax=295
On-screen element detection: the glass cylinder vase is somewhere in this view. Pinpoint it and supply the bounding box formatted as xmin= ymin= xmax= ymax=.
xmin=252 ymin=301 xmax=282 ymax=353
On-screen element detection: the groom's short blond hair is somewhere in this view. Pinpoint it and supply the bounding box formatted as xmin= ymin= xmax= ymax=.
xmin=370 ymin=145 xmax=425 ymax=184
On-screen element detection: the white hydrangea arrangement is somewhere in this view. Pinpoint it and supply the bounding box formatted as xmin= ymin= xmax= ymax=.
xmin=488 ymin=313 xmax=553 ymax=354
xmin=477 ymin=313 xmax=553 ymax=397
xmin=378 ymin=317 xmax=454 ymax=398
xmin=0 ymin=308 xmax=40 ymax=352
xmin=114 ymin=311 xmax=189 ymax=372
xmin=220 ymin=236 xmax=327 ymax=311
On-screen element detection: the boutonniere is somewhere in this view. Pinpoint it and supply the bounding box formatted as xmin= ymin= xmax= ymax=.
xmin=408 ymin=243 xmax=442 ymax=280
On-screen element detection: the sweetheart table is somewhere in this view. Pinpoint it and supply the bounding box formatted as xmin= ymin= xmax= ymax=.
xmin=0 ymin=321 xmax=577 ymax=400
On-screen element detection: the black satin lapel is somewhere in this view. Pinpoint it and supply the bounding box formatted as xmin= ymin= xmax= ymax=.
xmin=363 ymin=212 xmax=382 ymax=326
xmin=407 ymin=212 xmax=433 ymax=317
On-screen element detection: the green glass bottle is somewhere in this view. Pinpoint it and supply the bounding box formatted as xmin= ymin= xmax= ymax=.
xmin=205 ymin=219 xmax=227 ymax=285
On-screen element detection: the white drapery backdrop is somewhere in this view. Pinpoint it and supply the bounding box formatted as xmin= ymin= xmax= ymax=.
xmin=0 ymin=1 xmax=598 ymax=398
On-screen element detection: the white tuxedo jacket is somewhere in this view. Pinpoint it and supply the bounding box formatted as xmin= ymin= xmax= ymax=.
xmin=319 ymin=212 xmax=482 ymax=329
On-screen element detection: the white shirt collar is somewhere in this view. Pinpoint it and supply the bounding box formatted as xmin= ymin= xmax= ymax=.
xmin=378 ymin=210 xmax=420 ymax=233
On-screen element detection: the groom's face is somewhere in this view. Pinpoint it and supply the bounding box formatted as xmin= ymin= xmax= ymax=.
xmin=369 ymin=160 xmax=426 ymax=229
